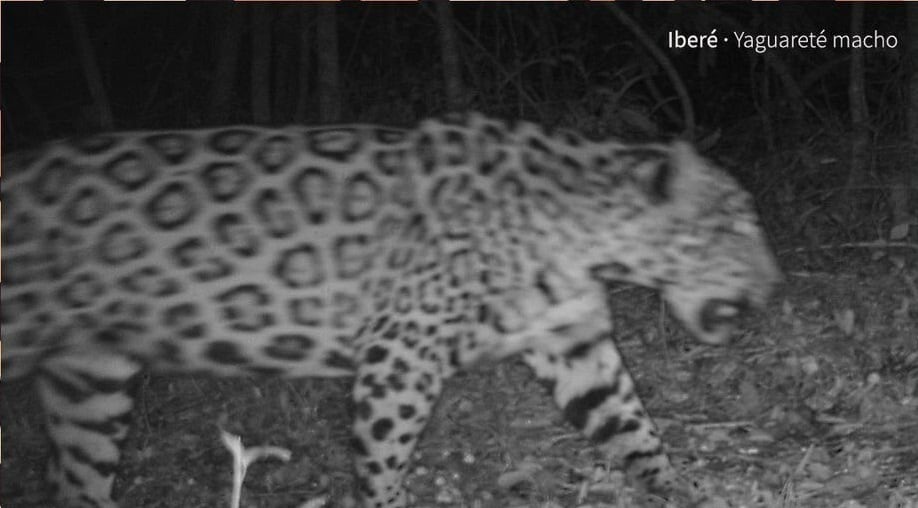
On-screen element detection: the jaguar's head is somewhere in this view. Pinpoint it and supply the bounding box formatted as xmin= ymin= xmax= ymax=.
xmin=584 ymin=140 xmax=781 ymax=345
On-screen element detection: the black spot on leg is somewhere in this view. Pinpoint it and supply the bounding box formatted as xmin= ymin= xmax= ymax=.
xmin=351 ymin=436 xmax=369 ymax=456
xmin=356 ymin=476 xmax=375 ymax=497
xmin=371 ymin=315 xmax=389 ymax=333
xmin=397 ymin=404 xmax=416 ymax=419
xmin=93 ymin=458 xmax=120 ymax=478
xmin=563 ymin=384 xmax=619 ymax=429
xmin=392 ymin=358 xmax=410 ymax=373
xmin=537 ymin=378 xmax=557 ymax=394
xmin=42 ymin=371 xmax=91 ymax=403
xmin=590 ymin=416 xmax=622 ymax=443
xmin=64 ymin=469 xmax=85 ymax=488
xmin=63 ymin=445 xmax=94 ymax=467
xmin=621 ymin=419 xmax=641 ymax=433
xmin=639 ymin=467 xmax=662 ymax=480
xmin=355 ymin=400 xmax=372 ymax=420
xmin=386 ymin=373 xmax=406 ymax=392
xmin=69 ymin=415 xmax=126 ymax=437
xmin=401 ymin=335 xmax=419 ymax=349
xmin=371 ymin=418 xmax=394 ymax=441
xmin=365 ymin=461 xmax=383 ymax=475
xmin=364 ymin=345 xmax=389 ymax=364
xmin=385 ymin=455 xmax=398 ymax=469
xmin=383 ymin=322 xmax=401 ymax=340
xmin=398 ymin=433 xmax=413 ymax=444
xmin=624 ymin=446 xmax=665 ymax=468
xmin=564 ymin=342 xmax=594 ymax=360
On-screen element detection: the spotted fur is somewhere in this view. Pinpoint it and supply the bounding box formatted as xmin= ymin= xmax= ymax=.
xmin=1 ymin=112 xmax=780 ymax=507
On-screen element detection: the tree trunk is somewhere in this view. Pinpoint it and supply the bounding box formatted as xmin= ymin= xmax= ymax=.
xmin=273 ymin=9 xmax=294 ymax=124
xmin=64 ymin=3 xmax=113 ymax=130
xmin=892 ymin=4 xmax=918 ymax=241
xmin=206 ymin=8 xmax=243 ymax=124
xmin=251 ymin=5 xmax=272 ymax=124
xmin=434 ymin=0 xmax=464 ymax=111
xmin=843 ymin=3 xmax=870 ymax=208
xmin=316 ymin=3 xmax=341 ymax=123
xmin=294 ymin=8 xmax=313 ymax=123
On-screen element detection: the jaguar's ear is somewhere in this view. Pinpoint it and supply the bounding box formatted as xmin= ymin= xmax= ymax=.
xmin=669 ymin=140 xmax=709 ymax=191
xmin=632 ymin=150 xmax=675 ymax=205
xmin=631 ymin=141 xmax=706 ymax=206
xmin=670 ymin=140 xmax=705 ymax=167
xmin=652 ymin=141 xmax=709 ymax=204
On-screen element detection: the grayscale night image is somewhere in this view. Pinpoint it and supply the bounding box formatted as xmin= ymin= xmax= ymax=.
xmin=1 ymin=3 xmax=916 ymax=507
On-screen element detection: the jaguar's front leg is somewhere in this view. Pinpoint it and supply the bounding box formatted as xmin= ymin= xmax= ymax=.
xmin=351 ymin=319 xmax=444 ymax=508
xmin=522 ymin=328 xmax=691 ymax=501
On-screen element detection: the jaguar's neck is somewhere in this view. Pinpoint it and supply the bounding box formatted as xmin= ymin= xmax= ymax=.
xmin=422 ymin=172 xmax=601 ymax=303
xmin=412 ymin=114 xmax=622 ymax=301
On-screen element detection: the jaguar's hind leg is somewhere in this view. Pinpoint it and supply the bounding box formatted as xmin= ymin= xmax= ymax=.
xmin=36 ymin=350 xmax=142 ymax=508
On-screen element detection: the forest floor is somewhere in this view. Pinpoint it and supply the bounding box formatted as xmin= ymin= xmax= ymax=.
xmin=2 ymin=257 xmax=917 ymax=508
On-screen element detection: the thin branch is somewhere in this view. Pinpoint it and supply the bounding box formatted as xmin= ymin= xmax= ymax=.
xmin=433 ymin=5 xmax=542 ymax=116
xmin=779 ymin=241 xmax=918 ymax=255
xmin=64 ymin=3 xmax=113 ymax=129
xmin=602 ymin=4 xmax=695 ymax=138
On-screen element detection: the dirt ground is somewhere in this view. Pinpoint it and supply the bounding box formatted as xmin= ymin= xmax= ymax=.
xmin=2 ymin=259 xmax=916 ymax=508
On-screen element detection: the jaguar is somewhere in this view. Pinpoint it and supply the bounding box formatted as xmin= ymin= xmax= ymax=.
xmin=1 ymin=112 xmax=780 ymax=507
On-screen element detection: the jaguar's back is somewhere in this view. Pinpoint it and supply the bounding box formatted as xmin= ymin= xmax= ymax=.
xmin=3 ymin=124 xmax=422 ymax=380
